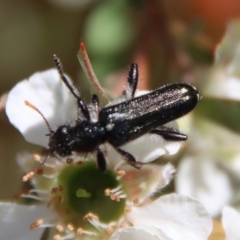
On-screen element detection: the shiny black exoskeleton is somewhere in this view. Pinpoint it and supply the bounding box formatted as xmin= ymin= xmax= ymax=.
xmin=49 ymin=56 xmax=200 ymax=171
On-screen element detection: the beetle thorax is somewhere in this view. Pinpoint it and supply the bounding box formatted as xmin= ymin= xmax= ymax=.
xmin=49 ymin=121 xmax=107 ymax=157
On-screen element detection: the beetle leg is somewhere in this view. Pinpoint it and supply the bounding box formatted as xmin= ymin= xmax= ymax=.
xmin=150 ymin=128 xmax=188 ymax=141
xmin=91 ymin=94 xmax=100 ymax=113
xmin=115 ymin=147 xmax=143 ymax=169
xmin=122 ymin=63 xmax=139 ymax=99
xmin=96 ymin=148 xmax=107 ymax=172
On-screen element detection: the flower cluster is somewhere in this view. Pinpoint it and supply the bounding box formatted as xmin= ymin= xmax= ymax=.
xmin=176 ymin=20 xmax=240 ymax=218
xmin=2 ymin=69 xmax=212 ymax=239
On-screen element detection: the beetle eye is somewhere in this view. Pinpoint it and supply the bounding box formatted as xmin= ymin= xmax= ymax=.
xmin=61 ymin=127 xmax=68 ymax=134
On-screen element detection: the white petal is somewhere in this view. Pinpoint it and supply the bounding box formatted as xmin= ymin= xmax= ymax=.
xmin=176 ymin=157 xmax=233 ymax=216
xmin=110 ymin=226 xmax=168 ymax=240
xmin=206 ymin=21 xmax=240 ymax=100
xmin=222 ymin=206 xmax=240 ymax=240
xmin=6 ymin=69 xmax=77 ymax=147
xmin=205 ymin=75 xmax=240 ymax=100
xmin=127 ymin=193 xmax=213 ymax=240
xmin=0 ymin=202 xmax=49 ymax=240
xmin=121 ymin=129 xmax=182 ymax=163
xmin=104 ymin=121 xmax=182 ymax=166
xmin=120 ymin=164 xmax=175 ymax=203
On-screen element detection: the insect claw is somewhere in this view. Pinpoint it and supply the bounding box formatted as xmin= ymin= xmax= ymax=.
xmin=130 ymin=161 xmax=143 ymax=169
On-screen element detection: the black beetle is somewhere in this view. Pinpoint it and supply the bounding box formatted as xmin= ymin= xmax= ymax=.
xmin=44 ymin=56 xmax=200 ymax=172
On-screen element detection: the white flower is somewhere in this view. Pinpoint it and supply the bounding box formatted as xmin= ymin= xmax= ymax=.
xmin=0 ymin=150 xmax=213 ymax=240
xmin=176 ymin=20 xmax=240 ymax=217
xmin=176 ymin=119 xmax=237 ymax=217
xmin=2 ymin=69 xmax=212 ymax=239
xmin=222 ymin=206 xmax=240 ymax=240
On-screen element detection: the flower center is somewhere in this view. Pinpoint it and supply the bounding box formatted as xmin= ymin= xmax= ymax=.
xmin=53 ymin=161 xmax=126 ymax=230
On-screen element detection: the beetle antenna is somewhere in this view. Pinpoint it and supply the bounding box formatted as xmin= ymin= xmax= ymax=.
xmin=24 ymin=100 xmax=53 ymax=134
xmin=52 ymin=54 xmax=91 ymax=121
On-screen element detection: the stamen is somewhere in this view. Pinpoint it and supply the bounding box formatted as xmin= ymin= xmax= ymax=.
xmin=83 ymin=213 xmax=106 ymax=230
xmin=44 ymin=162 xmax=56 ymax=168
xmin=51 ymin=186 xmax=63 ymax=194
xmin=32 ymin=154 xmax=41 ymax=161
xmin=88 ymin=218 xmax=105 ymax=231
xmin=41 ymin=172 xmax=58 ymax=179
xmin=76 ymin=228 xmax=97 ymax=236
xmin=117 ymin=170 xmax=126 ymax=178
xmin=106 ymin=226 xmax=114 ymax=234
xmin=29 ymin=189 xmax=48 ymax=195
xmin=83 ymin=213 xmax=98 ymax=222
xmin=113 ymin=160 xmax=125 ymax=171
xmin=66 ymin=158 xmax=73 ymax=164
xmin=104 ymin=188 xmax=111 ymax=196
xmin=55 ymin=224 xmax=98 ymax=240
xmin=39 ymin=223 xmax=56 ymax=228
xmin=47 ymin=196 xmax=64 ymax=208
xmin=23 ymin=171 xmax=35 ymax=182
xmin=56 ymin=225 xmax=64 ymax=232
xmin=31 ymin=218 xmax=57 ymax=230
xmin=76 ymin=161 xmax=84 ymax=166
xmin=119 ymin=193 xmax=127 ymax=199
xmin=119 ymin=221 xmax=128 ymax=229
xmin=53 ymin=235 xmax=61 ymax=240
xmin=22 ymin=154 xmax=50 ymax=182
xmin=104 ymin=185 xmax=126 ymax=202
xmin=76 ymin=228 xmax=83 ymax=236
xmin=88 ymin=220 xmax=100 ymax=230
xmin=124 ymin=206 xmax=132 ymax=213
xmin=110 ymin=193 xmax=120 ymax=202
xmin=21 ymin=193 xmax=47 ymax=202
xmin=31 ymin=219 xmax=55 ymax=231
xmin=30 ymin=219 xmax=43 ymax=229
xmin=61 ymin=233 xmax=75 ymax=240
xmin=133 ymin=198 xmax=140 ymax=205
xmin=110 ymin=185 xmax=122 ymax=193
xmin=67 ymin=224 xmax=74 ymax=231
xmin=53 ymin=228 xmax=89 ymax=240
xmin=51 ymin=187 xmax=59 ymax=194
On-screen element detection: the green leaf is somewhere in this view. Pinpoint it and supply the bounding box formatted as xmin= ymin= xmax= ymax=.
xmin=196 ymin=97 xmax=240 ymax=133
